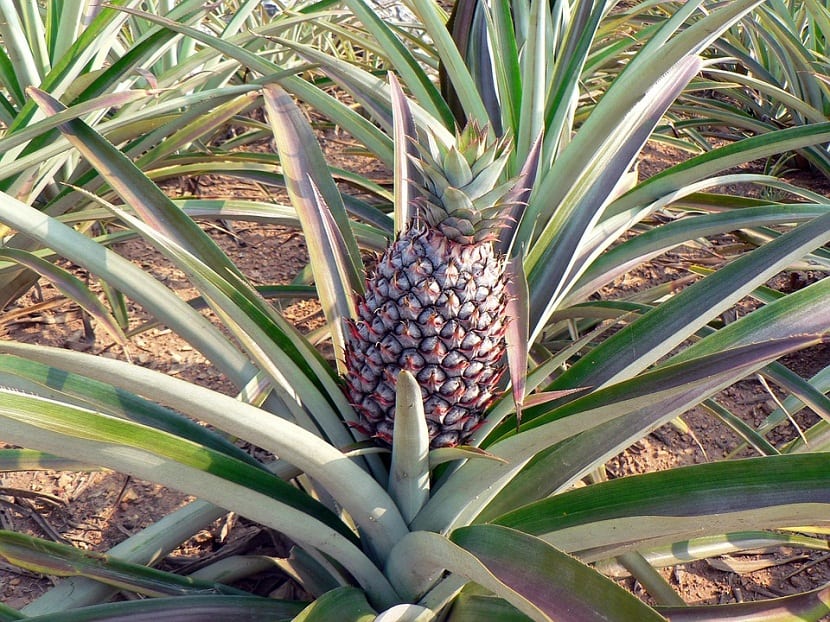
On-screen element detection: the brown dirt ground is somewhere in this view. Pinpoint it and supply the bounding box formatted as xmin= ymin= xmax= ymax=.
xmin=1 ymin=129 xmax=829 ymax=613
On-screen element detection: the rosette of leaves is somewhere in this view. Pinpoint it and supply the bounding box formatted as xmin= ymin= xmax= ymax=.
xmin=0 ymin=0 xmax=349 ymax=314
xmin=641 ymin=0 xmax=830 ymax=178
xmin=0 ymin=0 xmax=829 ymax=621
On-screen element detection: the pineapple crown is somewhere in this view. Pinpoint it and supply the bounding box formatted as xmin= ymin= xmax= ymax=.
xmin=411 ymin=121 xmax=516 ymax=245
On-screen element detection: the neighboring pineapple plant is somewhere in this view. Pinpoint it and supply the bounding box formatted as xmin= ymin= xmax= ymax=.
xmin=344 ymin=123 xmax=517 ymax=448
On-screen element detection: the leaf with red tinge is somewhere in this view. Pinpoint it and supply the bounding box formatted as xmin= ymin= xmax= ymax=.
xmin=263 ymin=83 xmax=364 ymax=290
xmin=496 ymin=133 xmax=542 ymax=258
xmin=451 ymin=525 xmax=666 ymax=622
xmin=307 ymin=176 xmax=361 ymax=321
xmin=133 ymin=67 xmax=159 ymax=90
xmin=389 ymin=73 xmax=421 ymax=235
xmin=522 ymin=387 xmax=590 ymax=409
xmin=504 ymin=255 xmax=529 ymax=428
xmin=264 ymin=84 xmax=364 ymax=369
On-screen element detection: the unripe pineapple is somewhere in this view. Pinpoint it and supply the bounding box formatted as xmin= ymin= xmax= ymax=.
xmin=344 ymin=123 xmax=517 ymax=448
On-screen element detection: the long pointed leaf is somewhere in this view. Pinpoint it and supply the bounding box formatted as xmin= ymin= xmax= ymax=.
xmin=657 ymin=583 xmax=830 ymax=622
xmin=495 ymin=133 xmax=542 ymax=257
xmin=23 ymin=500 xmax=227 ymax=614
xmin=0 ymin=387 xmax=400 ymax=608
xmin=609 ymin=122 xmax=830 ymax=220
xmin=105 ymin=4 xmax=395 ymax=166
xmin=595 ymin=531 xmax=830 ymax=576
xmin=0 ymin=341 xmax=409 ymax=569
xmin=504 ymin=255 xmax=529 ymax=426
xmin=387 ymin=527 xmax=664 ymax=621
xmin=496 ymin=453 xmax=830 ymax=561
xmin=405 ymin=0 xmax=490 ymax=127
xmin=515 ymin=0 xmax=547 ymax=160
xmin=342 ymin=0 xmax=453 ymax=127
xmin=0 ymin=191 xmax=253 ymax=386
xmin=546 ymin=210 xmax=830 ymax=393
xmin=0 ymin=448 xmax=96 ymax=472
xmin=82 ymin=193 xmax=360 ymax=448
xmin=570 ymin=203 xmax=829 ymax=303
xmin=526 ymin=57 xmax=702 ymax=338
xmin=0 ymin=531 xmax=240 ymax=598
xmin=0 ymin=353 xmax=264 ymax=469
xmin=263 ymin=84 xmax=362 ymax=368
xmin=26 ymin=86 xmax=241 ymax=278
xmin=20 ymin=595 xmax=306 ymax=622
xmin=389 ymin=370 xmax=430 ymax=525
xmin=451 ymin=525 xmax=665 ymax=622
xmin=480 ymin=280 xmax=830 ymax=519
xmin=390 ymin=72 xmax=420 ymax=235
xmin=0 ymin=248 xmax=126 ymax=345
xmin=263 ymin=83 xmax=363 ymax=281
xmin=414 ymin=336 xmax=823 ymax=532
xmin=0 ymin=388 xmax=350 ymax=541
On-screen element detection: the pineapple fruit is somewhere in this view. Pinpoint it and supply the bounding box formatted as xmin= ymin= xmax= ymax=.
xmin=344 ymin=123 xmax=519 ymax=448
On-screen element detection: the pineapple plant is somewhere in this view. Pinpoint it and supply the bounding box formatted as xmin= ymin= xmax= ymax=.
xmin=1 ymin=1 xmax=830 ymax=620
xmin=343 ymin=123 xmax=519 ymax=448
